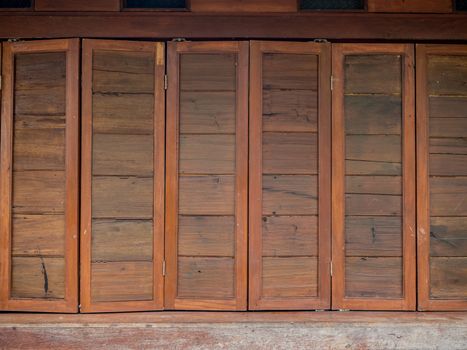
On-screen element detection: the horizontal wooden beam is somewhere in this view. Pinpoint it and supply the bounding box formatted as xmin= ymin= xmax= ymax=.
xmin=0 ymin=12 xmax=466 ymax=40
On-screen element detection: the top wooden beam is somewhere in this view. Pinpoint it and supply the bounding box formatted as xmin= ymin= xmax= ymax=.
xmin=0 ymin=12 xmax=466 ymax=40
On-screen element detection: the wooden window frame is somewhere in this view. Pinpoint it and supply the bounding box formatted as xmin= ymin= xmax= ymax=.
xmin=331 ymin=44 xmax=416 ymax=310
xmin=165 ymin=41 xmax=249 ymax=310
xmin=0 ymin=39 xmax=79 ymax=313
xmin=416 ymin=44 xmax=467 ymax=311
xmin=248 ymin=41 xmax=331 ymax=310
xmin=80 ymin=39 xmax=166 ymax=313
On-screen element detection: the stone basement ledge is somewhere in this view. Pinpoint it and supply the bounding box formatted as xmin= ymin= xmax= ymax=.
xmin=0 ymin=312 xmax=466 ymax=349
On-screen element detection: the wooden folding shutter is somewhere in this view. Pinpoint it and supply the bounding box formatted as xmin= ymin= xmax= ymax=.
xmin=166 ymin=42 xmax=248 ymax=310
xmin=81 ymin=40 xmax=165 ymax=312
xmin=417 ymin=45 xmax=467 ymax=311
xmin=332 ymin=44 xmax=416 ymax=310
xmin=0 ymin=39 xmax=79 ymax=312
xmin=249 ymin=42 xmax=331 ymax=310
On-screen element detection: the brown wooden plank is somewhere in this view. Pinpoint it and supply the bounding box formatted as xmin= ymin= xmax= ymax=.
xmin=345 ymin=160 xmax=402 ymax=176
xmin=263 ymin=53 xmax=317 ymax=90
xmin=92 ymin=134 xmax=154 ymax=176
xmin=262 ymin=257 xmax=318 ymax=298
xmin=346 ymin=176 xmax=402 ymax=195
xmin=93 ymin=93 xmax=154 ymax=135
xmin=262 ymin=216 xmax=318 ymax=257
xmin=345 ymin=257 xmax=403 ymax=298
xmin=430 ymin=257 xmax=467 ymax=299
xmin=179 ymin=135 xmax=235 ymax=174
xmin=180 ymin=54 xmax=236 ymax=91
xmin=430 ymin=217 xmax=467 ymax=257
xmin=14 ymin=88 xmax=66 ymax=116
xmin=429 ymin=96 xmax=467 ymax=119
xmin=12 ymin=215 xmax=65 ymax=257
xmin=11 ymin=257 xmax=65 ymax=299
xmin=428 ymin=55 xmax=467 ymax=96
xmin=15 ymin=52 xmax=66 ymax=91
xmin=179 ymin=176 xmax=235 ymax=215
xmin=430 ymin=177 xmax=467 ymax=216
xmin=430 ymin=137 xmax=467 ymax=155
xmin=430 ymin=118 xmax=467 ymax=138
xmin=262 ymin=175 xmax=318 ymax=215
xmin=344 ymin=55 xmax=401 ymax=95
xmin=345 ymin=216 xmax=402 ymax=257
xmin=178 ymin=216 xmax=235 ymax=257
xmin=262 ymin=89 xmax=317 ymax=132
xmin=344 ymin=95 xmax=401 ymax=135
xmin=35 ymin=0 xmax=120 ymax=11
xmin=13 ymin=123 xmax=65 ymax=171
xmin=92 ymin=176 xmax=153 ymax=219
xmin=92 ymin=220 xmax=153 ymax=262
xmin=262 ymin=133 xmax=317 ymax=174
xmin=12 ymin=171 xmax=65 ymax=214
xmin=430 ymin=154 xmax=467 ymax=176
xmin=177 ymin=257 xmax=234 ymax=299
xmin=368 ymin=0 xmax=452 ymax=13
xmin=346 ymin=194 xmax=401 ymax=216
xmin=180 ymin=91 xmax=235 ymax=134
xmin=91 ymin=261 xmax=153 ymax=302
xmin=346 ymin=135 xmax=401 ymax=163
xmin=190 ymin=0 xmax=297 ymax=12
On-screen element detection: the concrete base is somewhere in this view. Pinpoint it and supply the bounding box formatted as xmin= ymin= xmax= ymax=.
xmin=0 ymin=312 xmax=466 ymax=349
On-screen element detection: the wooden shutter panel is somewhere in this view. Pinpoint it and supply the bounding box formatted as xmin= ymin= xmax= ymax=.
xmin=0 ymin=39 xmax=79 ymax=312
xmin=166 ymin=42 xmax=248 ymax=310
xmin=249 ymin=42 xmax=331 ymax=310
xmin=332 ymin=44 xmax=416 ymax=310
xmin=80 ymin=40 xmax=165 ymax=312
xmin=417 ymin=45 xmax=467 ymax=311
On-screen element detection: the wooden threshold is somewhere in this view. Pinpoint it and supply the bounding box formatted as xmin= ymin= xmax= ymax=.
xmin=0 ymin=311 xmax=466 ymax=324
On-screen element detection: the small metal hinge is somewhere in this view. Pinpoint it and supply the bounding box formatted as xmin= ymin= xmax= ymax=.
xmin=330 ymin=260 xmax=333 ymax=277
xmin=313 ymin=38 xmax=329 ymax=43
xmin=78 ymin=304 xmax=82 ymax=309
xmin=164 ymin=75 xmax=168 ymax=90
xmin=314 ymin=309 xmax=325 ymax=312
xmin=162 ymin=260 xmax=166 ymax=276
xmin=8 ymin=38 xmax=20 ymax=42
xmin=339 ymin=309 xmax=350 ymax=312
xmin=331 ymin=75 xmax=334 ymax=91
xmin=0 ymin=75 xmax=2 ymax=90
xmin=172 ymin=38 xmax=188 ymax=42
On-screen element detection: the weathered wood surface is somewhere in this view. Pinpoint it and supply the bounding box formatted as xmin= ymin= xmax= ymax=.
xmin=1 ymin=312 xmax=466 ymax=350
xmin=368 ymin=0 xmax=452 ymax=13
xmin=190 ymin=0 xmax=297 ymax=12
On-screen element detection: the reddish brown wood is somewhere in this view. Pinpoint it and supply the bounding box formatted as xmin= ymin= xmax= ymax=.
xmin=0 ymin=13 xmax=466 ymax=40
xmin=0 ymin=39 xmax=79 ymax=313
xmin=368 ymin=0 xmax=452 ymax=13
xmin=80 ymin=39 xmax=165 ymax=313
xmin=35 ymin=0 xmax=120 ymax=11
xmin=416 ymin=44 xmax=467 ymax=311
xmin=249 ymin=41 xmax=331 ymax=310
xmin=332 ymin=44 xmax=416 ymax=310
xmin=165 ymin=41 xmax=248 ymax=310
xmin=190 ymin=0 xmax=297 ymax=12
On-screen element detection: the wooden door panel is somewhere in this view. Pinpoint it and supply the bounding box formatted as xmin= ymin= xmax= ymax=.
xmin=417 ymin=45 xmax=467 ymax=310
xmin=165 ymin=42 xmax=248 ymax=310
xmin=0 ymin=39 xmax=79 ymax=312
xmin=249 ymin=41 xmax=331 ymax=310
xmin=332 ymin=44 xmax=416 ymax=310
xmin=81 ymin=40 xmax=165 ymax=312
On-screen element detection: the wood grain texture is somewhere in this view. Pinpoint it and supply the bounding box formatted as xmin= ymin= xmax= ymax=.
xmin=427 ymin=55 xmax=467 ymax=96
xmin=35 ymin=0 xmax=120 ymax=11
xmin=430 ymin=217 xmax=467 ymax=257
xmin=429 ymin=96 xmax=467 ymax=119
xmin=368 ymin=0 xmax=452 ymax=13
xmin=430 ymin=257 xmax=467 ymax=299
xmin=430 ymin=177 xmax=467 ymax=216
xmin=190 ymin=0 xmax=297 ymax=12
xmin=91 ymin=261 xmax=153 ymax=302
xmin=263 ymin=53 xmax=317 ymax=90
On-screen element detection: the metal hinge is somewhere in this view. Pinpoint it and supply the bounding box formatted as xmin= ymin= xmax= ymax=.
xmin=330 ymin=260 xmax=333 ymax=277
xmin=172 ymin=38 xmax=188 ymax=42
xmin=164 ymin=75 xmax=168 ymax=90
xmin=313 ymin=38 xmax=329 ymax=43
xmin=339 ymin=309 xmax=350 ymax=312
xmin=331 ymin=75 xmax=334 ymax=91
xmin=162 ymin=260 xmax=166 ymax=276
xmin=7 ymin=38 xmax=20 ymax=42
xmin=0 ymin=75 xmax=2 ymax=90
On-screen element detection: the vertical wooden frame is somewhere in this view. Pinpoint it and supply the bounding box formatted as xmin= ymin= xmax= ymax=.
xmin=165 ymin=41 xmax=248 ymax=310
xmin=0 ymin=39 xmax=79 ymax=312
xmin=249 ymin=41 xmax=331 ymax=310
xmin=332 ymin=44 xmax=416 ymax=310
xmin=80 ymin=39 xmax=165 ymax=312
xmin=417 ymin=44 xmax=467 ymax=311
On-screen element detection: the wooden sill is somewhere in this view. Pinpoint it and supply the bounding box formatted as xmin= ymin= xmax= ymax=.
xmin=0 ymin=311 xmax=466 ymax=325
